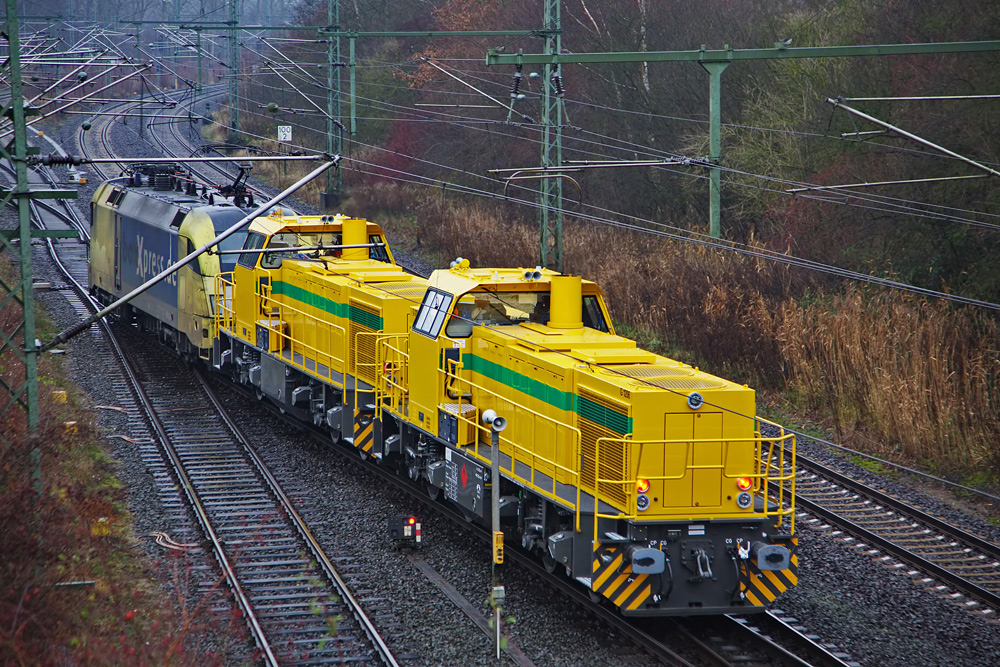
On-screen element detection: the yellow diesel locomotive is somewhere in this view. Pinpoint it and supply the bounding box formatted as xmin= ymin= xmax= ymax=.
xmin=210 ymin=212 xmax=798 ymax=616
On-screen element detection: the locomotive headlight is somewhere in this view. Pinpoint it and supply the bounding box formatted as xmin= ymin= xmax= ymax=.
xmin=736 ymin=476 xmax=753 ymax=491
xmin=636 ymin=494 xmax=650 ymax=511
xmin=636 ymin=478 xmax=650 ymax=494
xmin=736 ymin=492 xmax=753 ymax=509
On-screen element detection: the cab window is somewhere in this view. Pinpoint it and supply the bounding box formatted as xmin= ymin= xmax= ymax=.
xmin=369 ymin=234 xmax=390 ymax=263
xmin=445 ymin=298 xmax=475 ymax=338
xmin=582 ymin=295 xmax=609 ymax=332
xmin=237 ymin=232 xmax=266 ymax=268
xmin=414 ymin=288 xmax=453 ymax=338
xmin=185 ymin=238 xmax=202 ymax=275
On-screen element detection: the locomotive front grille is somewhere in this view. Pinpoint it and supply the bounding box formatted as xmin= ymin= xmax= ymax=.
xmin=578 ymin=389 xmax=629 ymax=506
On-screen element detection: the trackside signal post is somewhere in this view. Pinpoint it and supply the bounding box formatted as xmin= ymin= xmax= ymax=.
xmin=486 ymin=38 xmax=1000 ymax=240
xmin=481 ymin=409 xmax=507 ymax=660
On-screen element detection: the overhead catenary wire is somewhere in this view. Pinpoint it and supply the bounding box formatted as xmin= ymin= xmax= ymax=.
xmin=147 ymin=28 xmax=1000 ymax=310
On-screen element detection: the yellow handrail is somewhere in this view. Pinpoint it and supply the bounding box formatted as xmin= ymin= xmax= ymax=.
xmin=590 ymin=430 xmax=797 ymax=539
xmin=435 ymin=357 xmax=586 ymax=529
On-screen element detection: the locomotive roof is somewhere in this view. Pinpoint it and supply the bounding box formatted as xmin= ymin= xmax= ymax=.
xmin=248 ymin=213 xmax=386 ymax=237
xmin=99 ymin=178 xmax=247 ymax=214
xmin=428 ymin=264 xmax=600 ymax=296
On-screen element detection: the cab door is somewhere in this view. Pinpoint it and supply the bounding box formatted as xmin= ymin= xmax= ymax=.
xmin=232 ymin=231 xmax=267 ymax=343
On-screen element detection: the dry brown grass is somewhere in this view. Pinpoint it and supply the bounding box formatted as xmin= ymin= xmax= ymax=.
xmin=780 ymin=287 xmax=1000 ymax=471
xmin=348 ymin=182 xmax=1000 ymax=476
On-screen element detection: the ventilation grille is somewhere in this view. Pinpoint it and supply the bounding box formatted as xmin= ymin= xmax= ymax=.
xmin=578 ymin=389 xmax=628 ymax=506
xmin=349 ymin=300 xmax=380 ymax=384
xmin=377 ymin=281 xmax=428 ymax=300
xmin=613 ymin=365 xmax=693 ymax=378
xmin=609 ymin=365 xmax=725 ymax=391
xmin=646 ymin=377 xmax=725 ymax=390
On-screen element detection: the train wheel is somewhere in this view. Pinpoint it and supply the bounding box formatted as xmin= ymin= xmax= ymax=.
xmin=542 ymin=553 xmax=559 ymax=574
xmin=426 ymin=484 xmax=441 ymax=501
xmin=330 ymin=430 xmax=341 ymax=445
xmin=255 ymin=388 xmax=264 ymax=401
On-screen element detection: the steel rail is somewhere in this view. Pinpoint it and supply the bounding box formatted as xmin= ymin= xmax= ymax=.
xmin=793 ymin=491 xmax=1000 ymax=611
xmin=798 ymin=453 xmax=1000 ymax=559
xmin=117 ymin=349 xmax=281 ymax=665
xmin=22 ymin=153 xmax=281 ymax=662
xmin=197 ymin=371 xmax=401 ymax=667
xmin=790 ymin=454 xmax=1000 ymax=611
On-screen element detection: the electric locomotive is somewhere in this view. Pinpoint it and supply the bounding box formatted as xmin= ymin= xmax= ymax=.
xmin=89 ymin=163 xmax=265 ymax=360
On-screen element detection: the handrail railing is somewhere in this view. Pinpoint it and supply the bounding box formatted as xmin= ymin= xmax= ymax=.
xmin=437 ymin=355 xmax=586 ymax=529
xmin=215 ymin=271 xmax=350 ymax=394
xmin=374 ymin=333 xmax=409 ymax=419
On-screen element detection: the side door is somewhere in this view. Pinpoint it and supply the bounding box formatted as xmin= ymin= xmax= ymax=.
xmin=113 ymin=212 xmax=121 ymax=291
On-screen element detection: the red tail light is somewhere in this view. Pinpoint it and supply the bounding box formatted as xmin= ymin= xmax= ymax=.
xmin=736 ymin=476 xmax=753 ymax=490
xmin=636 ymin=478 xmax=650 ymax=494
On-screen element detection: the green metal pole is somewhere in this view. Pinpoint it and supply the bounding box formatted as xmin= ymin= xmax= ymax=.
xmin=334 ymin=8 xmax=343 ymax=197
xmin=3 ymin=0 xmax=40 ymax=489
xmin=701 ymin=61 xmax=729 ymax=238
xmin=196 ymin=29 xmax=202 ymax=93
xmin=228 ymin=0 xmax=240 ymax=141
xmin=323 ymin=0 xmax=339 ymax=209
xmin=349 ymin=36 xmax=356 ymax=137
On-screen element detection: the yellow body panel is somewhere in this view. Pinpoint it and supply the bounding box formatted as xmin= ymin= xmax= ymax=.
xmin=382 ymin=264 xmax=794 ymax=532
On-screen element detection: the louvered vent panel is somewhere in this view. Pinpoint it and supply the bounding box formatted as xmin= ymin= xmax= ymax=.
xmin=349 ymin=300 xmax=380 ymax=384
xmin=378 ymin=281 xmax=428 ymax=300
xmin=578 ymin=389 xmax=629 ymax=506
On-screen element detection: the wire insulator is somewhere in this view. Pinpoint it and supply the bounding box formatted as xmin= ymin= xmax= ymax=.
xmin=510 ymin=71 xmax=522 ymax=99
xmin=39 ymin=153 xmax=83 ymax=166
xmin=551 ymin=71 xmax=565 ymax=97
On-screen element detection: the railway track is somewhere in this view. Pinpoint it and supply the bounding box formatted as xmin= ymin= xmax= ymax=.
xmin=119 ymin=334 xmax=404 ymax=665
xmin=792 ymin=452 xmax=1000 ymax=616
xmin=25 ymin=107 xmax=409 ymax=664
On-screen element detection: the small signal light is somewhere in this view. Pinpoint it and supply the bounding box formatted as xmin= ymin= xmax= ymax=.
xmin=737 ymin=477 xmax=753 ymax=491
xmin=408 ymin=516 xmax=416 ymax=525
xmin=636 ymin=478 xmax=650 ymax=494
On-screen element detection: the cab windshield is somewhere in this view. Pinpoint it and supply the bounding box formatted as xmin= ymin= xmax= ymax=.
xmin=455 ymin=290 xmax=550 ymax=327
xmin=445 ymin=289 xmax=609 ymax=336
xmin=259 ymin=231 xmax=390 ymax=268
